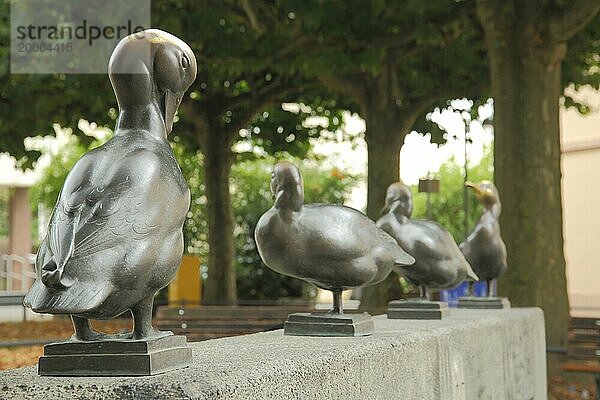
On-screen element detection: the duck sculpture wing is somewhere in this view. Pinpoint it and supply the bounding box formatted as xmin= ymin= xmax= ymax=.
xmin=40 ymin=147 xmax=163 ymax=289
xmin=460 ymin=219 xmax=506 ymax=280
xmin=301 ymin=205 xmax=415 ymax=266
xmin=459 ymin=218 xmax=492 ymax=265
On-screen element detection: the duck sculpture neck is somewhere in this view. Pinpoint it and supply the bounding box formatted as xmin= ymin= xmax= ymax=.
xmin=109 ymin=29 xmax=196 ymax=141
xmin=390 ymin=201 xmax=410 ymax=224
xmin=382 ymin=182 xmax=412 ymax=224
xmin=272 ymin=162 xmax=304 ymax=215
xmin=115 ymin=104 xmax=168 ymax=140
xmin=482 ymin=201 xmax=501 ymax=220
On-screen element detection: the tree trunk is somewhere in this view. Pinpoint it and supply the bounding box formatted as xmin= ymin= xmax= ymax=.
xmin=477 ymin=0 xmax=569 ymax=349
xmin=361 ymin=106 xmax=408 ymax=309
xmin=365 ymin=118 xmax=404 ymax=220
xmin=363 ymin=104 xmax=414 ymax=220
xmin=202 ymin=130 xmax=237 ymax=304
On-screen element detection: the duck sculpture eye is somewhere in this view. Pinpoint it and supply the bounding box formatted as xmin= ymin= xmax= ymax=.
xmin=181 ymin=55 xmax=189 ymax=69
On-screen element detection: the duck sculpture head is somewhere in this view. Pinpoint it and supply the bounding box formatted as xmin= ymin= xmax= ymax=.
xmin=381 ymin=182 xmax=413 ymax=221
xmin=109 ymin=29 xmax=197 ymax=138
xmin=271 ymin=161 xmax=304 ymax=212
xmin=465 ymin=180 xmax=501 ymax=218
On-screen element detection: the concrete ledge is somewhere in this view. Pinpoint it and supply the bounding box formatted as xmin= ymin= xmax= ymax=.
xmin=0 ymin=308 xmax=546 ymax=400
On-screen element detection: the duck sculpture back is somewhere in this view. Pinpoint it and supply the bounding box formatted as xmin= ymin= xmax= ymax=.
xmin=255 ymin=162 xmax=415 ymax=314
xmin=376 ymin=182 xmax=478 ymax=299
xmin=24 ymin=29 xmax=197 ymax=341
xmin=460 ymin=181 xmax=507 ymax=296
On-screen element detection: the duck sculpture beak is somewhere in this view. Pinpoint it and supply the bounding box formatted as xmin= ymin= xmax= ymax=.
xmin=273 ymin=189 xmax=285 ymax=208
xmin=465 ymin=181 xmax=483 ymax=198
xmin=380 ymin=198 xmax=397 ymax=216
xmin=163 ymin=90 xmax=182 ymax=134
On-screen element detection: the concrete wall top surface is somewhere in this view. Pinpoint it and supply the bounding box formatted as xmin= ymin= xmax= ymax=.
xmin=0 ymin=308 xmax=546 ymax=400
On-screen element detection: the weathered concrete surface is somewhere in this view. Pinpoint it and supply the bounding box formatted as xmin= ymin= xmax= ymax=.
xmin=0 ymin=308 xmax=546 ymax=400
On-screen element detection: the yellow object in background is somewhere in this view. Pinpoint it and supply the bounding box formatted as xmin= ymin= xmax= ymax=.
xmin=168 ymin=255 xmax=201 ymax=306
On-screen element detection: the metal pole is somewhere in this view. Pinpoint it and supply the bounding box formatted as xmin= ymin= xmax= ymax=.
xmin=426 ymin=189 xmax=432 ymax=220
xmin=463 ymin=121 xmax=469 ymax=238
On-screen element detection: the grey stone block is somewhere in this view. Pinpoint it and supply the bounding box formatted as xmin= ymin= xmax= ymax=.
xmin=38 ymin=335 xmax=192 ymax=377
xmin=0 ymin=308 xmax=547 ymax=400
xmin=284 ymin=312 xmax=373 ymax=337
xmin=387 ymin=299 xmax=449 ymax=319
xmin=457 ymin=296 xmax=511 ymax=309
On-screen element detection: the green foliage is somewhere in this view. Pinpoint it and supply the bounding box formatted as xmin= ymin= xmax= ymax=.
xmin=1 ymin=1 xmax=597 ymax=160
xmin=0 ymin=189 xmax=8 ymax=238
xmin=411 ymin=145 xmax=493 ymax=243
xmin=170 ymin=140 xmax=208 ymax=256
xmin=29 ymin=128 xmax=106 ymax=216
xmin=282 ymin=0 xmax=488 ymax=109
xmin=244 ymin=99 xmax=350 ymax=160
xmin=31 ymin=129 xmax=359 ymax=300
xmin=414 ymin=99 xmax=494 ymax=145
xmin=0 ymin=0 xmax=340 ymax=163
xmin=562 ymin=13 xmax=600 ymax=113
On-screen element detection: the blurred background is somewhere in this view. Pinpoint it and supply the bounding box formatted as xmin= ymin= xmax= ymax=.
xmin=0 ymin=1 xmax=599 ymax=397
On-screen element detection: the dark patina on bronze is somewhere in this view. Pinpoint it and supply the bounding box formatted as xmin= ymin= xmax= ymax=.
xmin=255 ymin=162 xmax=415 ymax=336
xmin=377 ymin=182 xmax=478 ymax=319
xmin=23 ymin=29 xmax=197 ymax=376
xmin=458 ymin=181 xmax=510 ymax=309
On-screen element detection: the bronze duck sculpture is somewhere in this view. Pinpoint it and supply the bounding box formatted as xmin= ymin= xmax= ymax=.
xmin=376 ymin=182 xmax=478 ymax=300
xmin=460 ymin=181 xmax=507 ymax=297
xmin=255 ymin=162 xmax=415 ymax=315
xmin=24 ymin=29 xmax=197 ymax=341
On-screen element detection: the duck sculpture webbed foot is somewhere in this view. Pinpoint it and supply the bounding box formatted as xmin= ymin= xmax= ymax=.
xmin=387 ymin=284 xmax=449 ymax=320
xmin=71 ymin=316 xmax=118 ymax=342
xmin=466 ymin=281 xmax=475 ymax=297
xmin=284 ymin=288 xmax=376 ymax=336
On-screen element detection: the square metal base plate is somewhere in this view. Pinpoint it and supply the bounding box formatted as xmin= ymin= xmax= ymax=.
xmin=284 ymin=312 xmax=374 ymax=337
xmin=457 ymin=296 xmax=511 ymax=309
xmin=38 ymin=334 xmax=192 ymax=376
xmin=387 ymin=299 xmax=449 ymax=320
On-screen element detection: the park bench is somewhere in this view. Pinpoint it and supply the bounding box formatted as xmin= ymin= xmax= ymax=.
xmin=0 ymin=293 xmax=25 ymax=306
xmin=0 ymin=292 xmax=28 ymax=321
xmin=561 ymin=317 xmax=600 ymax=399
xmin=155 ymin=304 xmax=316 ymax=341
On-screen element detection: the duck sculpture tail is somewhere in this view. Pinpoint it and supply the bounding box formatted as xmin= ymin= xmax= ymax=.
xmin=465 ymin=262 xmax=479 ymax=282
xmin=40 ymin=209 xmax=80 ymax=289
xmin=41 ymin=259 xmax=72 ymax=289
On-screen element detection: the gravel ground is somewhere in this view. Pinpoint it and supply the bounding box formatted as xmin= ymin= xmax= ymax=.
xmin=549 ymin=376 xmax=596 ymax=399
xmin=0 ymin=319 xmax=131 ymax=370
